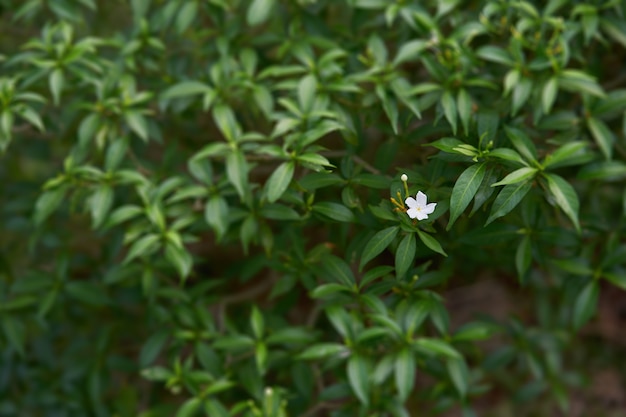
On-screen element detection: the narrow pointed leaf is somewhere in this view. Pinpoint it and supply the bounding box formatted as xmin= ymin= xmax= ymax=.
xmin=360 ymin=226 xmax=399 ymax=270
xmin=544 ymin=173 xmax=580 ymax=232
xmin=448 ymin=163 xmax=486 ymax=229
xmin=486 ymin=180 xmax=533 ymax=224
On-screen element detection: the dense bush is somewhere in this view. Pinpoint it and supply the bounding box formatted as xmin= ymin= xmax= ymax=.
xmin=2 ymin=0 xmax=626 ymax=415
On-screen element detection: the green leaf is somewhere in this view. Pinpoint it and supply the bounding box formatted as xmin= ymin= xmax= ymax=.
xmin=49 ymin=68 xmax=64 ymax=106
xmin=298 ymin=74 xmax=316 ymax=112
xmin=164 ymin=242 xmax=192 ymax=279
xmin=543 ymin=141 xmax=588 ymax=169
xmin=2 ymin=317 xmax=25 ymax=356
xmin=394 ymin=348 xmax=415 ymax=401
xmin=298 ymin=343 xmax=347 ymax=360
xmin=395 ymin=233 xmax=416 ymax=278
xmin=175 ymin=1 xmax=197 ymax=33
xmin=587 ymin=116 xmax=614 ymax=160
xmin=176 ymin=397 xmax=202 ymax=417
xmin=139 ymin=330 xmax=169 ymax=367
xmin=416 ymin=229 xmax=447 ymax=256
xmin=310 ymin=283 xmax=352 ymax=298
xmin=360 ymin=226 xmax=399 ymax=270
xmin=226 ymin=150 xmax=248 ymax=198
xmin=441 ymin=90 xmax=457 ymax=135
xmin=247 ymin=0 xmax=276 ymax=26
xmin=476 ymin=46 xmax=514 ymax=66
xmin=34 ymin=187 xmax=66 ymax=225
xmin=457 ymin=88 xmax=471 ymax=135
xmin=319 ymin=255 xmax=355 ymax=286
xmin=491 ymin=167 xmax=538 ymax=187
xmin=447 ymin=358 xmax=470 ymax=398
xmin=161 ymin=81 xmax=212 ymax=99
xmin=124 ymin=234 xmax=161 ymax=264
xmin=504 ymin=126 xmax=538 ymax=163
xmin=511 ymin=77 xmax=532 ymax=115
xmin=259 ymin=204 xmax=300 ymax=221
xmin=205 ymin=196 xmax=229 ymax=239
xmin=515 ymin=235 xmax=532 ymax=280
xmin=543 ymin=173 xmax=580 ymax=233
xmin=558 ymin=69 xmax=604 ymax=97
xmin=448 ymin=163 xmax=486 ymax=229
xmin=90 ymin=185 xmax=114 ymax=229
xmin=578 ymin=161 xmax=626 ymax=181
xmin=312 ymin=202 xmax=354 ymax=222
xmin=393 ymin=40 xmax=427 ymax=66
xmin=347 ymin=354 xmax=370 ymax=405
xmin=572 ymin=280 xmax=598 ymax=329
xmin=265 ymin=161 xmax=294 ymax=203
xmin=542 ymin=76 xmax=558 ymax=114
xmin=250 ymin=306 xmax=264 ymax=340
xmin=213 ymin=104 xmax=239 ymax=142
xmin=125 ymin=110 xmax=149 ymax=142
xmin=486 ymin=180 xmax=533 ymax=224
xmin=414 ymin=338 xmax=460 ymax=359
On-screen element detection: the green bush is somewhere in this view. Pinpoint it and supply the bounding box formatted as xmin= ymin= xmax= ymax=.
xmin=2 ymin=0 xmax=626 ymax=415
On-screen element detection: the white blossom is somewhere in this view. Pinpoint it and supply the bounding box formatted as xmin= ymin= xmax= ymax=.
xmin=405 ymin=191 xmax=436 ymax=220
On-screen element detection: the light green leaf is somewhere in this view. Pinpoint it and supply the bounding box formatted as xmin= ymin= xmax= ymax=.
xmin=175 ymin=1 xmax=197 ymax=33
xmin=441 ymin=90 xmax=457 ymax=135
xmin=226 ymin=150 xmax=248 ymax=198
xmin=515 ymin=235 xmax=532 ymax=280
xmin=414 ymin=338 xmax=461 ymax=359
xmin=542 ymin=76 xmax=558 ymax=114
xmin=360 ymin=226 xmax=399 ymax=270
xmin=491 ymin=167 xmax=538 ymax=187
xmin=247 ymin=0 xmax=276 ymax=26
xmin=49 ymin=68 xmax=64 ymax=106
xmin=312 ymin=202 xmax=354 ymax=222
xmin=125 ymin=110 xmax=149 ymax=141
xmin=572 ymin=280 xmax=598 ymax=329
xmin=448 ymin=163 xmax=486 ymax=229
xmin=298 ymin=343 xmax=347 ymax=360
xmin=347 ymin=354 xmax=370 ymax=405
xmin=543 ymin=173 xmax=580 ymax=233
xmin=394 ymin=348 xmax=415 ymax=401
xmin=298 ymin=74 xmax=316 ymax=113
xmin=447 ymin=358 xmax=470 ymax=398
xmin=395 ymin=233 xmax=416 ymax=278
xmin=34 ymin=187 xmax=66 ymax=225
xmin=486 ymin=180 xmax=533 ymax=224
xmin=90 ymin=185 xmax=114 ymax=229
xmin=124 ymin=234 xmax=161 ymax=264
xmin=164 ymin=242 xmax=192 ymax=279
xmin=504 ymin=126 xmax=538 ymax=163
xmin=250 ymin=306 xmax=264 ymax=339
xmin=319 ymin=255 xmax=355 ymax=286
xmin=161 ymin=81 xmax=212 ymax=99
xmin=393 ymin=40 xmax=427 ymax=66
xmin=457 ymin=88 xmax=471 ymax=135
xmin=265 ymin=161 xmax=294 ymax=203
xmin=587 ymin=116 xmax=614 ymax=160
xmin=416 ymin=229 xmax=447 ymax=256
xmin=543 ymin=141 xmax=588 ymax=169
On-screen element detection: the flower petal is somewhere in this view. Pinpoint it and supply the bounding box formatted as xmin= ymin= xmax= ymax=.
xmin=416 ymin=191 xmax=427 ymax=207
xmin=407 ymin=207 xmax=419 ymax=219
xmin=416 ymin=210 xmax=429 ymax=220
xmin=423 ymin=202 xmax=437 ymax=215
xmin=405 ymin=196 xmax=418 ymax=209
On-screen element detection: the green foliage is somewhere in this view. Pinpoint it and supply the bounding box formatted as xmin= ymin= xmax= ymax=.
xmin=2 ymin=0 xmax=626 ymax=416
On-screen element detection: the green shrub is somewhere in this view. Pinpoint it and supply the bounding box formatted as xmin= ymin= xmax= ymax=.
xmin=1 ymin=0 xmax=626 ymax=416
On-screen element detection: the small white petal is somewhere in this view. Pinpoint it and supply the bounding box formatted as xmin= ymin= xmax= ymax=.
xmin=405 ymin=196 xmax=418 ymax=208
xmin=416 ymin=191 xmax=427 ymax=206
xmin=424 ymin=202 xmax=437 ymax=215
xmin=407 ymin=207 xmax=419 ymax=219
xmin=416 ymin=211 xmax=429 ymax=220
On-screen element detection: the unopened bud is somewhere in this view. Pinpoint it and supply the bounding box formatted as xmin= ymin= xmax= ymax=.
xmin=401 ymin=174 xmax=408 ymax=182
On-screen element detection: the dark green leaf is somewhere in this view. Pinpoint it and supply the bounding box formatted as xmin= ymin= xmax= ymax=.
xmin=486 ymin=180 xmax=533 ymax=225
xmin=448 ymin=163 xmax=486 ymax=229
xmin=360 ymin=226 xmax=399 ymax=270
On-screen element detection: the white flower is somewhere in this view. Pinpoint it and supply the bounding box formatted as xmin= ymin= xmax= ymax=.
xmin=405 ymin=191 xmax=437 ymax=220
xmin=401 ymin=173 xmax=408 ymax=182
